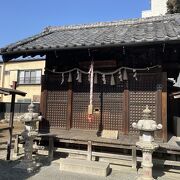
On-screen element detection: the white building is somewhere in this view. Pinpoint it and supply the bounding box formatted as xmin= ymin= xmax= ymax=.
xmin=142 ymin=0 xmax=167 ymax=18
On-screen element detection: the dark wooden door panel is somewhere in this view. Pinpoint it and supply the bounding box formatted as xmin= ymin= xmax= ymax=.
xmin=128 ymin=73 xmax=162 ymax=135
xmin=102 ymin=91 xmax=124 ymax=131
xmin=72 ymin=74 xmax=124 ymax=131
xmin=72 ymin=92 xmax=101 ymax=129
xmin=72 ymin=75 xmax=101 ymax=129
xmin=45 ymin=75 xmax=68 ymax=129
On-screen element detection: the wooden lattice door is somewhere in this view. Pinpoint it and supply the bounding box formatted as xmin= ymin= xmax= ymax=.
xmin=45 ymin=75 xmax=68 ymax=129
xmin=72 ymin=75 xmax=124 ymax=132
xmin=72 ymin=75 xmax=100 ymax=129
xmin=128 ymin=73 xmax=162 ymax=137
xmin=101 ymin=77 xmax=124 ymax=131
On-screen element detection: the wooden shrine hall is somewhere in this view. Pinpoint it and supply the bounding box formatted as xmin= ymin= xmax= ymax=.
xmin=1 ymin=14 xmax=180 ymax=160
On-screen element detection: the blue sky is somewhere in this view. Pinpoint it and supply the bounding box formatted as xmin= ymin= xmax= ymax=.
xmin=0 ymin=0 xmax=149 ymax=48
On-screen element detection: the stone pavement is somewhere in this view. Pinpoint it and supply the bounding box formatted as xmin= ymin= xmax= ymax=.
xmin=0 ymin=158 xmax=136 ymax=180
xmin=0 ymin=122 xmax=180 ymax=180
xmin=0 ymin=156 xmax=180 ymax=180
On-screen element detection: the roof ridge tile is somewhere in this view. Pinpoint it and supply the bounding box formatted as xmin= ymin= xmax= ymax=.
xmin=45 ymin=14 xmax=180 ymax=32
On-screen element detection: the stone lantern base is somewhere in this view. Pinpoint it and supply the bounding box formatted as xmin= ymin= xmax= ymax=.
xmin=14 ymin=159 xmax=41 ymax=173
xmin=137 ymin=141 xmax=159 ymax=180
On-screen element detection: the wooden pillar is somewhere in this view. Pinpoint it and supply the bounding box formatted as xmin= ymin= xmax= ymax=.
xmin=40 ymin=75 xmax=48 ymax=130
xmin=132 ymin=146 xmax=137 ymax=169
xmin=7 ymin=81 xmax=16 ymax=160
xmin=40 ymin=76 xmax=45 ymax=115
xmin=123 ymin=81 xmax=129 ymax=135
xmin=87 ymin=141 xmax=92 ymax=161
xmin=169 ymin=96 xmax=174 ymax=133
xmin=162 ymin=72 xmax=167 ymax=142
xmin=156 ymin=86 xmax=162 ymax=138
xmin=13 ymin=134 xmax=19 ymax=158
xmin=48 ymin=136 xmax=54 ymax=161
xmin=67 ymin=83 xmax=72 ymax=130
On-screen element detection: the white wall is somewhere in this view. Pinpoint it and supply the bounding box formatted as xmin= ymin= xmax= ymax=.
xmin=142 ymin=0 xmax=167 ymax=17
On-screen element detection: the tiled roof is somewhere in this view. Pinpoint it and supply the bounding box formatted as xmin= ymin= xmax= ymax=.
xmin=1 ymin=14 xmax=180 ymax=54
xmin=10 ymin=55 xmax=46 ymax=62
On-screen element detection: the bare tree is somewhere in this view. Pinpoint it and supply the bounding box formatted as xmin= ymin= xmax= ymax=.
xmin=167 ymin=0 xmax=180 ymax=14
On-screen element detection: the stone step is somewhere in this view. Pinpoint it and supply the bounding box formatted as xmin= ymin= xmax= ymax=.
xmin=59 ymin=158 xmax=110 ymax=177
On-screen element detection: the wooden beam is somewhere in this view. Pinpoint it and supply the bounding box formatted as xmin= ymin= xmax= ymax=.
xmin=162 ymin=72 xmax=167 ymax=142
xmin=163 ymin=63 xmax=180 ymax=69
xmin=0 ymin=87 xmax=26 ymax=96
xmin=55 ymin=148 xmax=87 ymax=155
xmin=91 ymin=152 xmax=132 ymax=161
xmin=0 ymin=127 xmax=10 ymax=131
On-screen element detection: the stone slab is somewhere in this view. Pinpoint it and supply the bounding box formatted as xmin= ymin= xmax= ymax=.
xmin=68 ymin=153 xmax=96 ymax=161
xmin=101 ymin=130 xmax=118 ymax=139
xmin=59 ymin=158 xmax=110 ymax=177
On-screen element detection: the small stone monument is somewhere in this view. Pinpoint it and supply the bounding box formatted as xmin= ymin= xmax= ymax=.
xmin=15 ymin=102 xmax=42 ymax=172
xmin=132 ymin=105 xmax=162 ymax=180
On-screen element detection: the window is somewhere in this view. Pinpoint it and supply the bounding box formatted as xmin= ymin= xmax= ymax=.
xmin=18 ymin=70 xmax=41 ymax=84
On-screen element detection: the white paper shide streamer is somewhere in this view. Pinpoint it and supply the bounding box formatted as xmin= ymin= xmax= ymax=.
xmin=47 ymin=65 xmax=161 ymax=85
xmin=61 ymin=73 xmax=64 ymax=84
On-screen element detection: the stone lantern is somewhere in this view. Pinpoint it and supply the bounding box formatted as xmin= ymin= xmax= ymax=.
xmin=132 ymin=105 xmax=162 ymax=180
xmin=15 ymin=102 xmax=42 ymax=172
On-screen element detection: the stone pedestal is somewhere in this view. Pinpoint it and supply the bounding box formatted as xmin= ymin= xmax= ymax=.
xmin=137 ymin=142 xmax=159 ymax=180
xmin=15 ymin=103 xmax=42 ymax=172
xmin=132 ymin=105 xmax=162 ymax=180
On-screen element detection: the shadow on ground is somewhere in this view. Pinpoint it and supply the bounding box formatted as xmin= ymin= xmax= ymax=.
xmin=0 ymin=155 xmax=52 ymax=180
